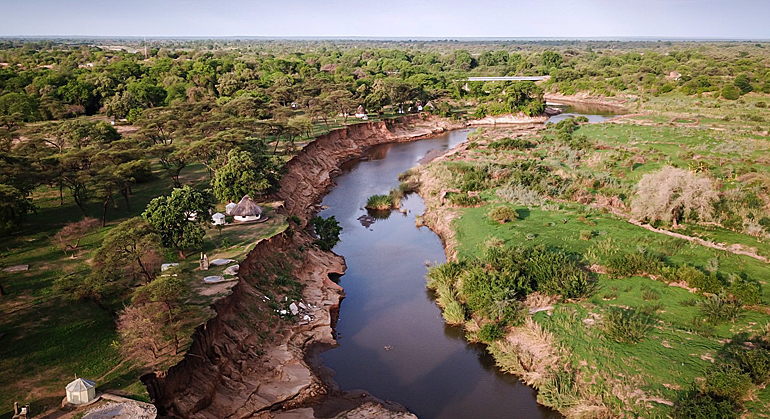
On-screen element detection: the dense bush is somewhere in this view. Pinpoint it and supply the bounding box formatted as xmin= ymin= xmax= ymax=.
xmin=478 ymin=322 xmax=506 ymax=343
xmin=672 ymin=391 xmax=738 ymax=419
xmin=728 ymin=346 xmax=770 ymax=384
xmin=447 ymin=193 xmax=483 ymax=207
xmin=728 ymin=276 xmax=762 ymax=305
xmin=602 ymin=307 xmax=653 ymax=344
xmin=703 ymin=363 xmax=753 ymax=402
xmin=605 ymin=252 xmax=663 ymax=278
xmin=310 ymin=216 xmax=342 ymax=251
xmin=663 ymin=265 xmax=723 ymax=294
xmin=698 ymin=294 xmax=742 ymax=325
xmin=489 ymin=137 xmax=536 ymax=150
xmin=488 ymin=206 xmax=518 ymax=223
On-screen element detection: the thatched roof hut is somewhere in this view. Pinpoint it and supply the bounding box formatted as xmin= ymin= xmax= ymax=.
xmin=231 ymin=195 xmax=263 ymax=222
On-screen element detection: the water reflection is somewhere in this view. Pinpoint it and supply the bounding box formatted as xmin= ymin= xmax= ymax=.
xmin=318 ymin=129 xmax=561 ymax=419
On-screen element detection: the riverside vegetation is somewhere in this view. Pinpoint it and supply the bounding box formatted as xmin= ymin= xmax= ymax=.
xmin=416 ymin=90 xmax=770 ymax=417
xmin=1 ymin=38 xmax=769 ymax=417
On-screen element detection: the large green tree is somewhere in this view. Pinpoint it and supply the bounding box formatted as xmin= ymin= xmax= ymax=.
xmin=143 ymin=186 xmax=215 ymax=258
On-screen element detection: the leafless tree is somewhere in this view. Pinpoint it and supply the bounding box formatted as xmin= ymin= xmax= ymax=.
xmin=631 ymin=166 xmax=718 ymax=226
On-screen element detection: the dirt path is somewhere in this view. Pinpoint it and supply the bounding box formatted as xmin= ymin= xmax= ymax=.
xmin=628 ymin=218 xmax=769 ymax=263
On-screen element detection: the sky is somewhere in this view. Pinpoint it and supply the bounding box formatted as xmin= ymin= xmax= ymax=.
xmin=1 ymin=0 xmax=769 ymax=39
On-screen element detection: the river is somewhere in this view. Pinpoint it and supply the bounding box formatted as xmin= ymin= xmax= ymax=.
xmin=317 ymin=109 xmax=612 ymax=419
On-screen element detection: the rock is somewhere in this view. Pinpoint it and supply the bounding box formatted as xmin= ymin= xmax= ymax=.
xmin=203 ymin=275 xmax=224 ymax=283
xmin=303 ymin=315 xmax=311 ymax=322
xmin=223 ymin=264 xmax=240 ymax=276
xmin=2 ymin=264 xmax=29 ymax=273
xmin=289 ymin=303 xmax=299 ymax=316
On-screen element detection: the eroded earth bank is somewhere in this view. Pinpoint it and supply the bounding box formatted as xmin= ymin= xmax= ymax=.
xmin=141 ymin=115 xmax=460 ymax=419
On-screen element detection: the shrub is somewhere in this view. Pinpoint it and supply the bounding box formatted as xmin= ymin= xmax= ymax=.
xmin=664 ymin=265 xmax=723 ymax=294
xmin=728 ymin=347 xmax=770 ymax=385
xmin=366 ymin=194 xmax=393 ymax=210
xmin=605 ymin=252 xmax=662 ymax=278
xmin=722 ymin=84 xmax=741 ymax=100
xmin=488 ymin=206 xmax=518 ymax=223
xmin=427 ymin=262 xmax=464 ymax=290
xmin=447 ymin=193 xmax=483 ymax=207
xmin=699 ymin=294 xmax=742 ymax=325
xmin=703 ymin=363 xmax=753 ymax=402
xmin=641 ymin=288 xmax=661 ymax=301
xmin=442 ymin=299 xmax=467 ymax=325
xmin=728 ymin=277 xmax=761 ymax=305
xmin=489 ymin=137 xmax=536 ymax=150
xmin=579 ymin=230 xmax=593 ymax=241
xmin=603 ymin=307 xmax=653 ymax=344
xmin=672 ymin=391 xmax=738 ymax=419
xmin=478 ymin=322 xmax=506 ymax=343
xmin=756 ymin=101 xmax=767 ymax=108
xmin=497 ymin=184 xmax=544 ymax=206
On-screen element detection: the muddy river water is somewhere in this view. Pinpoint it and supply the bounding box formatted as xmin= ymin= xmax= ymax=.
xmin=317 ymin=107 xmax=611 ymax=419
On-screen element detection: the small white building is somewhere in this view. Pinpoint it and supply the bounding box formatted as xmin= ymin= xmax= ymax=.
xmin=225 ymin=202 xmax=237 ymax=215
xmin=230 ymin=195 xmax=263 ymax=222
xmin=65 ymin=378 xmax=96 ymax=405
xmin=354 ymin=105 xmax=368 ymax=119
xmin=212 ymin=212 xmax=226 ymax=226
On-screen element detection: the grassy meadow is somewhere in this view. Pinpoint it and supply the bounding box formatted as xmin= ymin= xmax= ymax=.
xmin=417 ymin=95 xmax=770 ymax=417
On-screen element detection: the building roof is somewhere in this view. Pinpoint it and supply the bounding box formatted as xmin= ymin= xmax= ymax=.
xmin=66 ymin=378 xmax=95 ymax=392
xmin=230 ymin=195 xmax=263 ymax=217
xmin=212 ymin=212 xmax=226 ymax=219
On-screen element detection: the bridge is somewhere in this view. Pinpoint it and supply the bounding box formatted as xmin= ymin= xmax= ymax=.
xmin=465 ymin=76 xmax=550 ymax=82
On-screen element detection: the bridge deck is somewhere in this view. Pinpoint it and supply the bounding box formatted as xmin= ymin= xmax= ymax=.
xmin=466 ymin=76 xmax=549 ymax=81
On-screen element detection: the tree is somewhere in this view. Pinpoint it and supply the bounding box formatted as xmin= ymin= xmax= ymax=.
xmin=104 ymin=91 xmax=139 ymax=120
xmin=90 ymin=217 xmax=163 ymax=285
xmin=541 ymin=51 xmax=563 ymax=71
xmin=212 ymin=149 xmax=278 ymax=202
xmin=310 ymin=216 xmax=342 ymax=251
xmin=326 ymin=89 xmax=356 ymax=123
xmin=53 ymin=217 xmax=100 ymax=256
xmin=117 ymin=304 xmax=165 ymax=360
xmin=631 ymin=166 xmax=719 ymax=226
xmin=132 ymin=274 xmax=189 ymax=354
xmin=0 ymin=152 xmax=36 ymax=234
xmin=143 ymin=186 xmax=215 ymax=258
xmin=722 ymin=84 xmax=741 ymax=100
xmin=734 ymin=73 xmax=753 ymax=94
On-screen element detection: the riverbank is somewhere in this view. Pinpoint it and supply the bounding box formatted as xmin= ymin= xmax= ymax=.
xmin=410 ymin=111 xmax=770 ymax=417
xmin=142 ymin=115 xmax=461 ymax=418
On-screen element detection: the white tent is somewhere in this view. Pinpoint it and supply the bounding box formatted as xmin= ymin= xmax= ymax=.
xmin=212 ymin=212 xmax=226 ymax=226
xmin=65 ymin=378 xmax=96 ymax=405
xmin=225 ymin=202 xmax=237 ymax=215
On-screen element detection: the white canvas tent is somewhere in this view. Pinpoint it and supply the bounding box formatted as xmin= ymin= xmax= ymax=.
xmin=225 ymin=202 xmax=237 ymax=215
xmin=212 ymin=212 xmax=226 ymax=225
xmin=65 ymin=378 xmax=96 ymax=404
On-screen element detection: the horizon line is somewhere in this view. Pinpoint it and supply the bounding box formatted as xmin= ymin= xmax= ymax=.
xmin=1 ymin=35 xmax=769 ymax=42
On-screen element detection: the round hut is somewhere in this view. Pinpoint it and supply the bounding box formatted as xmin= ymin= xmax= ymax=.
xmin=65 ymin=378 xmax=96 ymax=405
xmin=230 ymin=195 xmax=263 ymax=222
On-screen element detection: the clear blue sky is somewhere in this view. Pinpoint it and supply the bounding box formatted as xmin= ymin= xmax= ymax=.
xmin=1 ymin=0 xmax=768 ymax=39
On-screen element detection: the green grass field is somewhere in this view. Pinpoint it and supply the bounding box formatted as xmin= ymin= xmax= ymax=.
xmin=0 ymin=160 xmax=288 ymax=417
